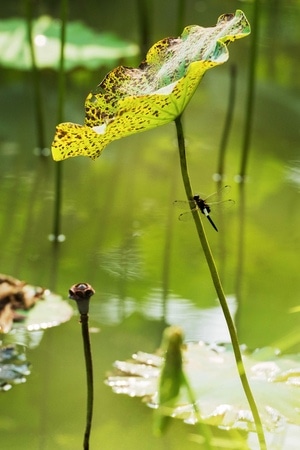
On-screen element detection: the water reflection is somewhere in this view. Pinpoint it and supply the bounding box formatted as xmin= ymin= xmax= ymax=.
xmin=0 ymin=344 xmax=31 ymax=391
xmin=286 ymin=161 xmax=300 ymax=191
xmin=145 ymin=290 xmax=237 ymax=343
xmin=0 ymin=329 xmax=45 ymax=391
xmin=98 ymin=237 xmax=144 ymax=281
xmin=90 ymin=288 xmax=237 ymax=343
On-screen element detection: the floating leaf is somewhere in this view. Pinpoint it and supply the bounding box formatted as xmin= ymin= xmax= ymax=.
xmin=15 ymin=290 xmax=73 ymax=332
xmin=106 ymin=341 xmax=300 ymax=433
xmin=51 ymin=10 xmax=250 ymax=161
xmin=0 ymin=16 xmax=138 ymax=71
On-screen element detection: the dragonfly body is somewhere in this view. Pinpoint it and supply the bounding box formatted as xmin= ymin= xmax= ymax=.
xmin=174 ymin=185 xmax=234 ymax=232
xmin=192 ymin=194 xmax=218 ymax=231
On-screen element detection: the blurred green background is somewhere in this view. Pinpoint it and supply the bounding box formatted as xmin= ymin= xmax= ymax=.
xmin=0 ymin=1 xmax=299 ymax=449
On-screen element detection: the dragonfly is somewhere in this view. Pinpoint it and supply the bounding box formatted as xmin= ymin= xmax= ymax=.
xmin=173 ymin=185 xmax=234 ymax=232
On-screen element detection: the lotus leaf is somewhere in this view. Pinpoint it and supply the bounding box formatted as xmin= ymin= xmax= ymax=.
xmin=106 ymin=342 xmax=300 ymax=434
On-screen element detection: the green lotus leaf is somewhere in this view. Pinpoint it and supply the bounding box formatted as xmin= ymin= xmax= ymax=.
xmin=106 ymin=342 xmax=300 ymax=433
xmin=51 ymin=10 xmax=250 ymax=161
xmin=0 ymin=16 xmax=138 ymax=70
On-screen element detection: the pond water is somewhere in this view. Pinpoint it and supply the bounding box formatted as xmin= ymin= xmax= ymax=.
xmin=0 ymin=1 xmax=299 ymax=449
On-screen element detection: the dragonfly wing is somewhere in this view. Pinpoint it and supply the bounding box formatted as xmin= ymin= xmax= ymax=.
xmin=178 ymin=211 xmax=194 ymax=221
xmin=207 ymin=198 xmax=235 ymax=210
xmin=202 ymin=184 xmax=231 ymax=203
xmin=174 ymin=199 xmax=197 ymax=221
xmin=173 ymin=199 xmax=195 ymax=210
xmin=174 ymin=185 xmax=234 ymax=223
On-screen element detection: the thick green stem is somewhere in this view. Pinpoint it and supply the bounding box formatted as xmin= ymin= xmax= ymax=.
xmin=174 ymin=116 xmax=267 ymax=450
xmin=80 ymin=313 xmax=94 ymax=450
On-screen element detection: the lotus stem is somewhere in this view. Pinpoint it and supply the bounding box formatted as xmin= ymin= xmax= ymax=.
xmin=69 ymin=283 xmax=95 ymax=450
xmin=174 ymin=115 xmax=267 ymax=450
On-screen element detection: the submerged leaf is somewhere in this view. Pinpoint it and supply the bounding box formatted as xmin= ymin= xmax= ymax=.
xmin=0 ymin=345 xmax=31 ymax=392
xmin=52 ymin=10 xmax=250 ymax=161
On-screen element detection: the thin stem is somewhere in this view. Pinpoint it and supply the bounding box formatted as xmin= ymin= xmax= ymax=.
xmin=235 ymin=181 xmax=246 ymax=303
xmin=80 ymin=313 xmax=94 ymax=450
xmin=176 ymin=0 xmax=186 ymax=35
xmin=52 ymin=0 xmax=68 ymax=241
xmin=239 ymin=0 xmax=260 ymax=179
xmin=161 ymin=155 xmax=178 ymax=319
xmin=174 ymin=115 xmax=267 ymax=450
xmin=25 ymin=0 xmax=46 ymax=151
xmin=57 ymin=0 xmax=67 ymax=123
xmin=216 ymin=64 xmax=237 ymax=179
xmin=53 ymin=161 xmax=63 ymax=240
xmin=136 ymin=0 xmax=152 ymax=57
xmin=235 ymin=0 xmax=261 ymax=308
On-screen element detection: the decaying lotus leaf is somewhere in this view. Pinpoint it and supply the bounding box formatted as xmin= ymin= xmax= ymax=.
xmin=0 ymin=274 xmax=73 ymax=333
xmin=0 ymin=274 xmax=44 ymax=333
xmin=52 ymin=10 xmax=250 ymax=161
